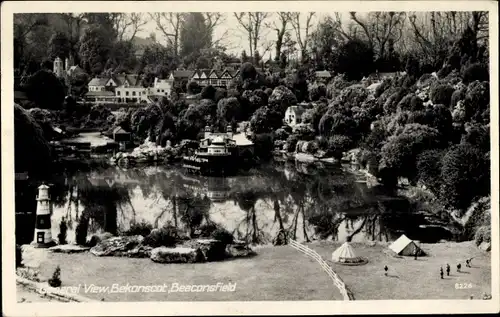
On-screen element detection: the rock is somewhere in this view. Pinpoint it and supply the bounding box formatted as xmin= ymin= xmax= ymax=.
xmin=90 ymin=235 xmax=144 ymax=257
xmin=126 ymin=244 xmax=154 ymax=258
xmin=182 ymin=239 xmax=227 ymax=261
xmin=479 ymin=241 xmax=491 ymax=252
xmin=49 ymin=244 xmax=90 ymax=254
xmin=150 ymin=246 xmax=205 ymax=263
xmin=226 ymin=242 xmax=256 ymax=258
xmin=87 ymin=232 xmax=114 ymax=248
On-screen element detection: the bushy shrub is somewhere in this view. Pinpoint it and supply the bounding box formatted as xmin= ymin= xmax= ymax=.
xmin=462 ymin=63 xmax=489 ymax=84
xmin=274 ymin=128 xmax=290 ymax=141
xmin=211 ymin=228 xmax=234 ymax=245
xmin=474 ymin=226 xmax=491 ymax=246
xmin=326 ymin=74 xmax=351 ymax=99
xmin=430 ymin=83 xmax=455 ymax=106
xmin=48 ymin=266 xmax=62 ymax=288
xmin=186 ymin=81 xmax=201 ymax=94
xmin=214 ymin=88 xmax=227 ymax=103
xmin=397 ymin=93 xmax=424 ymax=112
xmin=416 ymin=149 xmax=445 ymax=194
xmin=318 ymin=110 xmax=357 ymax=137
xmin=293 ymin=124 xmax=316 ymax=141
xmin=336 ymin=84 xmax=369 ymax=106
xmin=201 ymin=85 xmax=217 ymax=100
xmin=125 ymin=220 xmax=153 ymax=237
xmin=383 ymin=88 xmax=407 ymax=114
xmin=375 ymin=77 xmax=392 ymax=97
xmin=57 ymin=219 xmax=68 ymax=245
xmin=440 ymin=144 xmax=490 ymax=210
xmin=250 ymin=106 xmax=283 ymax=134
xmin=416 ymin=73 xmax=436 ymax=89
xmin=463 ymin=80 xmax=489 ymax=123
xmin=308 ymin=82 xmax=327 ymax=101
xmin=143 ymin=224 xmax=180 ymax=248
xmin=75 ymin=217 xmax=89 ymax=246
xmin=333 ymin=39 xmax=375 ymax=81
xmin=265 ymin=87 xmax=273 ymax=96
xmin=450 ymin=88 xmax=466 ymax=108
xmin=197 ymin=222 xmax=219 ymax=237
xmin=240 ymin=62 xmax=257 ymax=81
xmin=380 ymin=124 xmax=441 ymax=183
xmin=268 ymin=85 xmax=298 ymax=114
xmin=327 ymin=135 xmax=353 ymax=159
xmin=285 ymin=134 xmax=299 ymax=153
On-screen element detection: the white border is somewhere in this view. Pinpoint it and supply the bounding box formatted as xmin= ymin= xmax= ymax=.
xmin=2 ymin=1 xmax=499 ymax=315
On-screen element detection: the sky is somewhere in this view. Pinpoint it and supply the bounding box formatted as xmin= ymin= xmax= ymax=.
xmin=133 ymin=12 xmax=350 ymax=59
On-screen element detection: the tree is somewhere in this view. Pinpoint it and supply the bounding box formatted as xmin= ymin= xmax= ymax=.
xmin=250 ymin=106 xmax=283 ymax=134
xmin=216 ymin=97 xmax=242 ymax=129
xmin=113 ymin=13 xmax=147 ymax=42
xmin=79 ymin=25 xmax=113 ymax=75
xmin=416 ymin=149 xmax=445 ymax=194
xmin=290 ymin=12 xmax=316 ymax=62
xmin=241 ymin=50 xmax=250 ymax=63
xmin=308 ymin=16 xmax=346 ymax=70
xmin=440 ymin=144 xmax=489 ymax=210
xmin=47 ymin=31 xmax=71 ymax=61
xmin=266 ymin=12 xmax=292 ymax=62
xmin=234 ymin=12 xmax=270 ymax=57
xmin=349 ymin=12 xmax=406 ymax=61
xmin=180 ymin=13 xmax=213 ymax=58
xmin=240 ymin=62 xmax=257 ymax=81
xmin=24 ymin=70 xmax=66 ymax=109
xmin=150 ymin=13 xmax=184 ymax=57
xmin=379 ymin=124 xmax=441 ymax=183
xmin=332 ymin=39 xmax=374 ymax=81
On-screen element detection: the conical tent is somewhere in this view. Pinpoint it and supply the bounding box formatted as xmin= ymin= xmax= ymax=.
xmin=389 ymin=234 xmax=425 ymax=256
xmin=331 ymin=242 xmax=362 ymax=263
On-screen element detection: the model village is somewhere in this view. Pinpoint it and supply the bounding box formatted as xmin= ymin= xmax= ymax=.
xmin=14 ymin=11 xmax=491 ymax=302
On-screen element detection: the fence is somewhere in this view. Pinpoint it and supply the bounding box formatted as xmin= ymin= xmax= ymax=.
xmin=289 ymin=239 xmax=354 ymax=301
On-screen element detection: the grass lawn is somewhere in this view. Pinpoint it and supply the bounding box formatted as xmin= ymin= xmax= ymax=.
xmin=308 ymin=240 xmax=492 ymax=300
xmin=35 ymin=245 xmax=341 ymax=302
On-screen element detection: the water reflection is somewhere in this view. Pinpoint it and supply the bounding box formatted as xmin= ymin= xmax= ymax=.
xmin=37 ymin=161 xmax=430 ymax=245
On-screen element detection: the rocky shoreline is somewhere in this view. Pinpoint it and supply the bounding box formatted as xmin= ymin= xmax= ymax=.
xmin=46 ymin=235 xmax=256 ymax=264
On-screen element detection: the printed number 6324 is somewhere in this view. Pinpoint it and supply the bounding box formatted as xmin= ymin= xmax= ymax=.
xmin=455 ymin=283 xmax=473 ymax=289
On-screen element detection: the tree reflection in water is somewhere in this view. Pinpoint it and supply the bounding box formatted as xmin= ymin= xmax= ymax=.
xmin=40 ymin=160 xmax=424 ymax=245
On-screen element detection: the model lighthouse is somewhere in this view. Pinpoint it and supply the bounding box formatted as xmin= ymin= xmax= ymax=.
xmin=32 ymin=184 xmax=55 ymax=248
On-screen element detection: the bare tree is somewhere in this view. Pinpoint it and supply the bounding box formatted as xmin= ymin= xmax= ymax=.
xmin=290 ymin=12 xmax=316 ymax=62
xmin=203 ymin=13 xmax=228 ymax=47
xmin=149 ymin=13 xmax=184 ymax=57
xmin=233 ymin=12 xmax=270 ymax=57
xmin=349 ymin=11 xmax=407 ymax=59
xmin=265 ymin=12 xmax=292 ymax=61
xmin=114 ymin=13 xmax=147 ymax=42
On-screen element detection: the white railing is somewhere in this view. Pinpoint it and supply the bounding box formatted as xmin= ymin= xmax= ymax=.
xmin=289 ymin=239 xmax=354 ymax=301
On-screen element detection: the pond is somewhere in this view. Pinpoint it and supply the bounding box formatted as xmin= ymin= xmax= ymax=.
xmin=16 ymin=160 xmax=448 ymax=246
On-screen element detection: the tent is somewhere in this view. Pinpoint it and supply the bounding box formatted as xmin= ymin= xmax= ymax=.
xmin=389 ymin=234 xmax=425 ymax=256
xmin=331 ymin=242 xmax=363 ymax=263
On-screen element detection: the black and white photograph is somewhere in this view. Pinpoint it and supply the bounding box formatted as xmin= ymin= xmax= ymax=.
xmin=2 ymin=1 xmax=499 ymax=315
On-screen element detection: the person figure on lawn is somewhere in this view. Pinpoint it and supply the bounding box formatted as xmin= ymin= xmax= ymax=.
xmin=440 ymin=267 xmax=444 ymax=279
xmin=457 ymin=263 xmax=462 ymax=272
xmin=414 ymin=249 xmax=418 ymax=260
xmin=446 ymin=263 xmax=451 ymax=276
xmin=384 ymin=265 xmax=388 ymax=276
